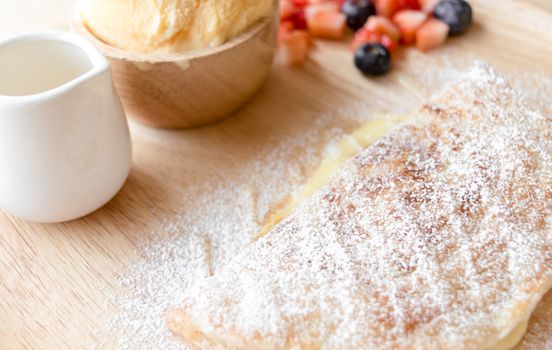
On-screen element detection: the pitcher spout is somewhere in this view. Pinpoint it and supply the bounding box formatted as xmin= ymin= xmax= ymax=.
xmin=0 ymin=31 xmax=109 ymax=100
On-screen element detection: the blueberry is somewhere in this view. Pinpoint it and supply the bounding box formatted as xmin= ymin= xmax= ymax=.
xmin=433 ymin=0 xmax=473 ymax=35
xmin=341 ymin=0 xmax=376 ymax=32
xmin=354 ymin=43 xmax=391 ymax=76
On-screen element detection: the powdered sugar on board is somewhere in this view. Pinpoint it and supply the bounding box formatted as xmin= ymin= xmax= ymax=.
xmin=93 ymin=106 xmax=396 ymax=349
xmin=94 ymin=61 xmax=552 ymax=349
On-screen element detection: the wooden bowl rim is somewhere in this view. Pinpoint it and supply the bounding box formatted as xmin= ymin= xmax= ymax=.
xmin=72 ymin=2 xmax=277 ymax=64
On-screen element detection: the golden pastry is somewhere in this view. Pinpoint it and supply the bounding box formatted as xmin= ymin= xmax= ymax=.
xmin=167 ymin=63 xmax=552 ymax=350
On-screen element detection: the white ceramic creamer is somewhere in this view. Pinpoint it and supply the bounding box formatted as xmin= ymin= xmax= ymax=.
xmin=0 ymin=31 xmax=132 ymax=223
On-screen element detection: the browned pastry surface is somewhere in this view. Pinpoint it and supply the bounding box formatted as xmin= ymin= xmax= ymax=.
xmin=167 ymin=63 xmax=552 ymax=350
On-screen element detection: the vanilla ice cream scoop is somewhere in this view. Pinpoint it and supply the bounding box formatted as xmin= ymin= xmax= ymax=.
xmin=79 ymin=0 xmax=274 ymax=53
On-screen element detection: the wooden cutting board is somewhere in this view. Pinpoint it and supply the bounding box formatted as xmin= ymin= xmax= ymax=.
xmin=0 ymin=0 xmax=551 ymax=349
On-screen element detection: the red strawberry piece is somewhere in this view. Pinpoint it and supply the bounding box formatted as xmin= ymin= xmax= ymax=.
xmin=307 ymin=11 xmax=347 ymax=39
xmin=278 ymin=30 xmax=311 ymax=66
xmin=400 ymin=0 xmax=421 ymax=10
xmin=279 ymin=20 xmax=295 ymax=42
xmin=374 ymin=0 xmax=401 ymax=17
xmin=280 ymin=0 xmax=298 ymax=20
xmin=416 ymin=18 xmax=449 ymax=51
xmin=351 ymin=27 xmax=381 ymax=51
xmin=365 ymin=15 xmax=401 ymax=41
xmin=292 ymin=0 xmax=310 ymax=8
xmin=392 ymin=9 xmax=427 ymax=45
xmin=380 ymin=34 xmax=398 ymax=52
xmin=290 ymin=9 xmax=308 ymax=29
xmin=305 ymin=2 xmax=340 ymax=21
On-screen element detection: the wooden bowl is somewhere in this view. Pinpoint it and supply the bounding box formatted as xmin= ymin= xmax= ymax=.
xmin=73 ymin=5 xmax=277 ymax=129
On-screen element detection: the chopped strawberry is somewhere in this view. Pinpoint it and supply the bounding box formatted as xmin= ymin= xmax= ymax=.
xmin=278 ymin=30 xmax=311 ymax=66
xmin=374 ymin=0 xmax=401 ymax=17
xmin=308 ymin=0 xmax=335 ymax=3
xmin=380 ymin=34 xmax=398 ymax=52
xmin=279 ymin=20 xmax=295 ymax=41
xmin=305 ymin=2 xmax=340 ymax=21
xmin=308 ymin=11 xmax=347 ymax=39
xmin=292 ymin=0 xmax=310 ymax=8
xmin=399 ymin=0 xmax=420 ymax=10
xmin=351 ymin=27 xmax=381 ymax=51
xmin=290 ymin=9 xmax=308 ymax=29
xmin=365 ymin=16 xmax=401 ymax=41
xmin=392 ymin=9 xmax=427 ymax=45
xmin=416 ymin=18 xmax=449 ymax=51
xmin=280 ymin=0 xmax=297 ymax=20
xmin=419 ymin=0 xmax=439 ymax=13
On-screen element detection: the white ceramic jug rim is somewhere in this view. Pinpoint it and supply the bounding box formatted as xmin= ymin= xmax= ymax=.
xmin=0 ymin=31 xmax=109 ymax=102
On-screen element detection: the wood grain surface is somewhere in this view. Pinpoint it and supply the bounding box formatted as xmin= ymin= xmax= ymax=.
xmin=0 ymin=0 xmax=551 ymax=349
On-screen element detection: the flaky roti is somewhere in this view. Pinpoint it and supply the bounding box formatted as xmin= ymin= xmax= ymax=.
xmin=167 ymin=63 xmax=552 ymax=350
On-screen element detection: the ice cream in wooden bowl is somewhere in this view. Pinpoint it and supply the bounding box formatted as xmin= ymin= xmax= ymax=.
xmin=73 ymin=0 xmax=278 ymax=128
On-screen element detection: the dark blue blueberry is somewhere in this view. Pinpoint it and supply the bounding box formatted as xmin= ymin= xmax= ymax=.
xmin=354 ymin=43 xmax=391 ymax=76
xmin=341 ymin=0 xmax=376 ymax=32
xmin=433 ymin=0 xmax=473 ymax=35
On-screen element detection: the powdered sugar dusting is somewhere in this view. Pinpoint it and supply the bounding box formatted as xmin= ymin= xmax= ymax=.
xmin=168 ymin=63 xmax=551 ymax=350
xmin=93 ymin=106 xmax=387 ymax=349
xmin=95 ymin=62 xmax=552 ymax=349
